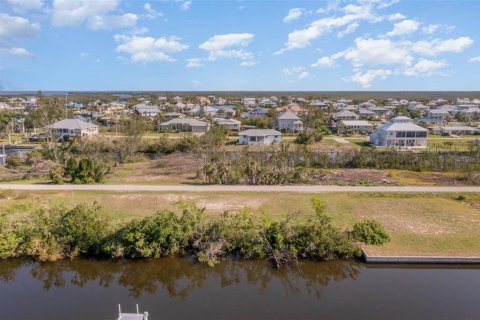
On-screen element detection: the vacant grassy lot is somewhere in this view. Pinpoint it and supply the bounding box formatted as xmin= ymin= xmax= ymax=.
xmin=1 ymin=190 xmax=479 ymax=257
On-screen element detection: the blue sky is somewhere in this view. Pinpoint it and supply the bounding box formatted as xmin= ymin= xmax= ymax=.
xmin=1 ymin=0 xmax=479 ymax=91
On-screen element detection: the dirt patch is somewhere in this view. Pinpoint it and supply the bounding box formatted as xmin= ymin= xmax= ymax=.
xmin=310 ymin=169 xmax=397 ymax=185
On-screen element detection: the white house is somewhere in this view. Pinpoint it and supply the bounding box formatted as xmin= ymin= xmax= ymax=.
xmin=332 ymin=110 xmax=359 ymax=121
xmin=338 ymin=120 xmax=374 ymax=134
xmin=214 ymin=118 xmax=241 ymax=131
xmin=133 ymin=104 xmax=161 ymax=117
xmin=159 ymin=118 xmax=208 ymax=134
xmin=238 ymin=129 xmax=282 ymax=145
xmin=370 ymin=116 xmax=428 ymax=148
xmin=49 ymin=119 xmax=99 ymax=140
xmin=277 ymin=111 xmax=303 ymax=133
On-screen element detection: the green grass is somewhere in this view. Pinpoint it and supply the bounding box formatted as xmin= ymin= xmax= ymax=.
xmin=1 ymin=190 xmax=479 ymax=256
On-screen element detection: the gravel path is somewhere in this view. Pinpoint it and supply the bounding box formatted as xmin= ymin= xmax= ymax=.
xmin=0 ymin=184 xmax=479 ymax=193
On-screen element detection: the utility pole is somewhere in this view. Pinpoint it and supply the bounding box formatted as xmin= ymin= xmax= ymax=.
xmin=65 ymin=92 xmax=68 ymax=118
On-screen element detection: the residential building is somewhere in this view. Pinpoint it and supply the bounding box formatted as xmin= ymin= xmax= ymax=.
xmin=338 ymin=120 xmax=374 ymax=134
xmin=49 ymin=119 xmax=99 ymax=140
xmin=214 ymin=118 xmax=241 ymax=131
xmin=277 ymin=111 xmax=303 ymax=133
xmin=248 ymin=107 xmax=268 ymax=118
xmin=133 ymin=104 xmax=161 ymax=117
xmin=159 ymin=118 xmax=208 ymax=134
xmin=370 ymin=116 xmax=428 ymax=147
xmin=332 ymin=110 xmax=359 ymax=121
xmin=238 ymin=129 xmax=282 ymax=145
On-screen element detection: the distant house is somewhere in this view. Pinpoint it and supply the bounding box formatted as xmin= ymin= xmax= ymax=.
xmin=133 ymin=104 xmax=161 ymax=117
xmin=159 ymin=118 xmax=208 ymax=134
xmin=370 ymin=116 xmax=428 ymax=147
xmin=163 ymin=112 xmax=184 ymax=120
xmin=243 ymin=97 xmax=256 ymax=107
xmin=338 ymin=120 xmax=374 ymax=134
xmin=426 ymin=109 xmax=449 ymax=121
xmin=332 ymin=110 xmax=359 ymax=121
xmin=238 ymin=129 xmax=282 ymax=145
xmin=358 ymin=109 xmax=376 ymax=120
xmin=278 ymin=103 xmax=307 ymax=115
xmin=248 ymin=107 xmax=268 ymax=118
xmin=433 ymin=126 xmax=479 ymax=136
xmin=49 ymin=119 xmax=99 ymax=140
xmin=277 ymin=111 xmax=303 ymax=133
xmin=188 ymin=106 xmax=218 ymax=117
xmin=214 ymin=118 xmax=241 ymax=131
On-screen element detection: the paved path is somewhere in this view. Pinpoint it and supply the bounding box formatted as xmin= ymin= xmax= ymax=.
xmin=1 ymin=184 xmax=479 ymax=193
xmin=333 ymin=138 xmax=351 ymax=144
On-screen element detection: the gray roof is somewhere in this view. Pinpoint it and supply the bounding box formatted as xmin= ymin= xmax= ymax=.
xmin=341 ymin=120 xmax=373 ymax=126
xmin=160 ymin=118 xmax=207 ymax=127
xmin=278 ymin=111 xmax=300 ymax=120
xmin=239 ymin=129 xmax=282 ymax=137
xmin=378 ymin=117 xmax=427 ymax=132
xmin=49 ymin=119 xmax=98 ymax=130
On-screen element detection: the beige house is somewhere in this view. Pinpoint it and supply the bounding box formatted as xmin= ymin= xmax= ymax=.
xmin=159 ymin=118 xmax=209 ymax=134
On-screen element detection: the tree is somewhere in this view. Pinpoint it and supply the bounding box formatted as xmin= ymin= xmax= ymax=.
xmin=121 ymin=115 xmax=145 ymax=162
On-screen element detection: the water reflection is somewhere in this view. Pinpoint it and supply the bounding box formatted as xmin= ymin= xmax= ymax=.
xmin=3 ymin=258 xmax=361 ymax=299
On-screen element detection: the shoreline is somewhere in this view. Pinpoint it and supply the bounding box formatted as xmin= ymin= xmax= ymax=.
xmin=363 ymin=251 xmax=480 ymax=264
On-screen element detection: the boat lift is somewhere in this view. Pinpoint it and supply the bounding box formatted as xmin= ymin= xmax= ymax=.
xmin=117 ymin=304 xmax=149 ymax=320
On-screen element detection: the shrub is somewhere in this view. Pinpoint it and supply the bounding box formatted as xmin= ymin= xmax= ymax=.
xmin=49 ymin=165 xmax=64 ymax=184
xmin=351 ymin=220 xmax=390 ymax=245
xmin=0 ymin=214 xmax=21 ymax=259
xmin=6 ymin=156 xmax=22 ymax=168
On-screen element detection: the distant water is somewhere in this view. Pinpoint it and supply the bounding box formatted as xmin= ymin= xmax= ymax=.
xmin=0 ymin=258 xmax=479 ymax=320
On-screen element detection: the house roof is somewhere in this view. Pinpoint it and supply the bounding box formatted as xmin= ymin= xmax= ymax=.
xmin=341 ymin=120 xmax=373 ymax=126
xmin=378 ymin=117 xmax=427 ymax=132
xmin=334 ymin=110 xmax=357 ymax=117
xmin=239 ymin=129 xmax=282 ymax=137
xmin=160 ymin=118 xmax=207 ymax=127
xmin=278 ymin=111 xmax=300 ymax=120
xmin=49 ymin=119 xmax=98 ymax=130
xmin=214 ymin=118 xmax=241 ymax=125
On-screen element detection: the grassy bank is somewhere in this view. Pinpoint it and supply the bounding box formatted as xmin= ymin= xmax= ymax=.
xmin=1 ymin=190 xmax=479 ymax=257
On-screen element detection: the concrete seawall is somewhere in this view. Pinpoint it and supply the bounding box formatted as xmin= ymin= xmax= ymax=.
xmin=363 ymin=252 xmax=480 ymax=264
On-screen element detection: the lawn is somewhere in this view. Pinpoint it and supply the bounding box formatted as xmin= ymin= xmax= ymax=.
xmin=1 ymin=190 xmax=479 ymax=257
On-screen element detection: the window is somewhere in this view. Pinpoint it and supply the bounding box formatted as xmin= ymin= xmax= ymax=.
xmin=396 ymin=131 xmax=406 ymax=138
xmin=416 ymin=132 xmax=427 ymax=138
xmin=406 ymin=132 xmax=416 ymax=137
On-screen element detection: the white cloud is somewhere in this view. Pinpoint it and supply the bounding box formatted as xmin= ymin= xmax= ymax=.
xmin=283 ymin=8 xmax=304 ymax=23
xmin=298 ymin=71 xmax=310 ymax=79
xmin=200 ymin=33 xmax=255 ymax=63
xmin=144 ymin=2 xmax=163 ymax=19
xmin=388 ymin=13 xmax=405 ymax=21
xmin=180 ymin=1 xmax=192 ymax=11
xmin=337 ymin=22 xmax=359 ymax=38
xmin=282 ymin=66 xmax=309 ymax=79
xmin=240 ymin=61 xmax=255 ymax=67
xmin=0 ymin=47 xmax=34 ymax=58
xmin=349 ymin=69 xmax=392 ymax=88
xmin=200 ymin=33 xmax=254 ymax=51
xmin=192 ymin=80 xmax=200 ymax=86
xmin=410 ymin=37 xmax=473 ymax=56
xmin=276 ymin=0 xmax=385 ymax=54
xmin=311 ymin=56 xmax=337 ymax=68
xmin=51 ymin=0 xmax=137 ymax=30
xmin=87 ymin=14 xmax=138 ymax=30
xmin=7 ymin=0 xmax=43 ymax=12
xmin=0 ymin=13 xmax=40 ymax=39
xmin=0 ymin=13 xmax=39 ymax=58
xmin=317 ymin=0 xmax=340 ymax=14
xmin=386 ymin=19 xmax=419 ymax=37
xmin=115 ymin=35 xmax=188 ymax=63
xmin=342 ymin=37 xmax=413 ymax=67
xmin=468 ymin=56 xmax=480 ymax=63
xmin=186 ymin=58 xmax=203 ymax=68
xmin=80 ymin=52 xmax=90 ymax=59
xmin=404 ymin=59 xmax=447 ymax=76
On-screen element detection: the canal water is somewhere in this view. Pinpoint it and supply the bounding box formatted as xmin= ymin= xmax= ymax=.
xmin=0 ymin=258 xmax=479 ymax=320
